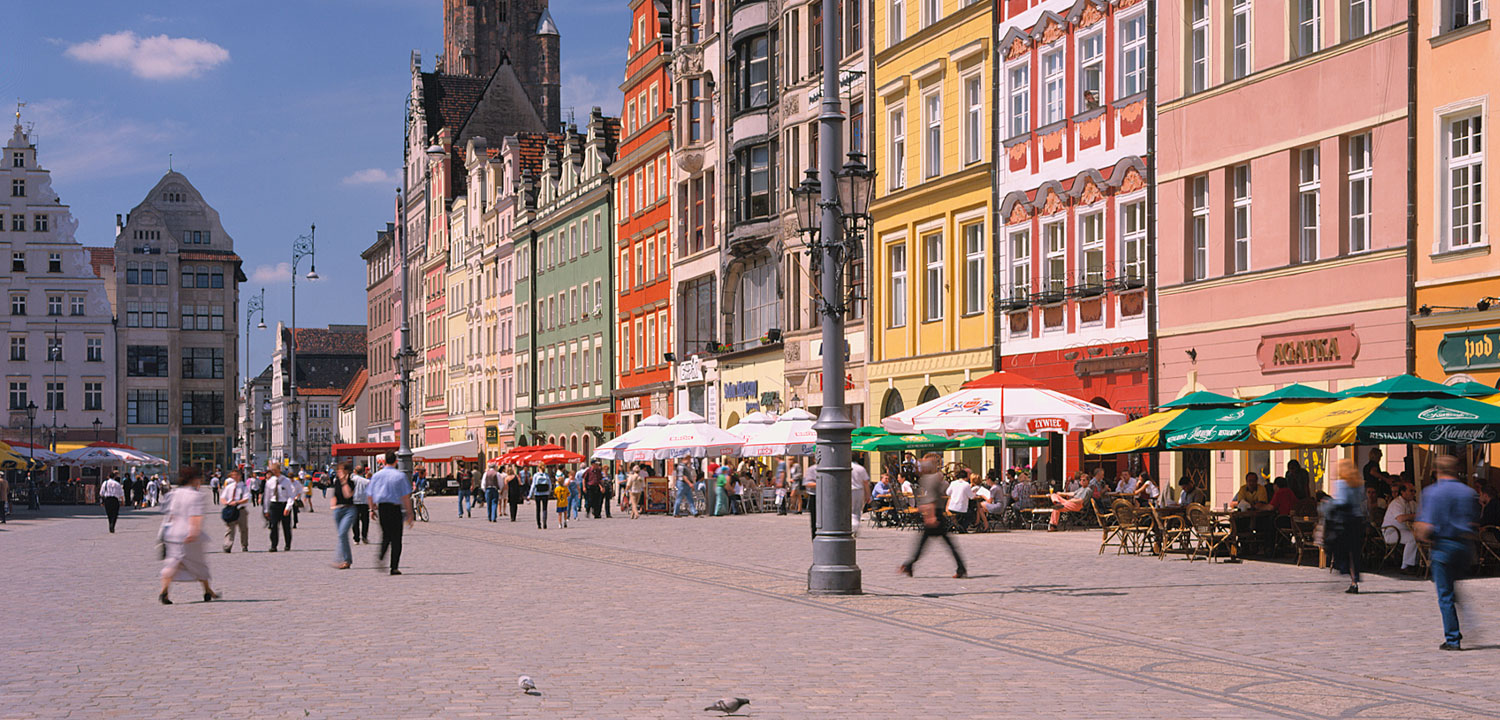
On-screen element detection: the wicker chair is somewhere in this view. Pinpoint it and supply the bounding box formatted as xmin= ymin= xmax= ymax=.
xmin=1096 ymin=498 xmax=1123 ymax=554
xmin=1289 ymin=515 xmax=1321 ymax=567
xmin=1116 ymin=501 xmax=1155 ymax=555
xmin=1186 ymin=504 xmax=1233 ymax=563
xmin=1151 ymin=505 xmax=1191 ymax=560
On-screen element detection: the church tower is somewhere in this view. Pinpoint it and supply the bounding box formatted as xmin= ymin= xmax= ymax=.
xmin=441 ymin=0 xmax=561 ymax=130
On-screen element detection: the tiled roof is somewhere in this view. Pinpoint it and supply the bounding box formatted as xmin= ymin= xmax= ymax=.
xmin=292 ymin=356 xmax=367 ymax=394
xmin=514 ymin=133 xmax=559 ymax=180
xmin=298 ymin=388 xmax=345 ymax=397
xmin=339 ymin=367 xmax=368 ymax=409
xmin=290 ymin=326 xmax=367 ymax=355
xmin=420 ymin=73 xmax=488 ymax=138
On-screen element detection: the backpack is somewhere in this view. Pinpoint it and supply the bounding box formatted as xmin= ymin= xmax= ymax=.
xmin=532 ymin=475 xmax=552 ymax=496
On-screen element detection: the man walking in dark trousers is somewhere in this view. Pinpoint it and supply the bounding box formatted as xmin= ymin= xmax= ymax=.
xmin=583 ymin=459 xmax=606 ymax=519
xmin=900 ymin=453 xmax=967 ymax=579
xmin=99 ymin=472 xmax=125 ymax=533
xmin=263 ymin=463 xmax=298 ymax=552
xmin=366 ymin=452 xmax=414 ymax=576
xmin=1416 ymin=455 xmax=1480 ymax=651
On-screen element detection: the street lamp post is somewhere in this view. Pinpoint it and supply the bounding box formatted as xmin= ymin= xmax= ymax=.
xmin=289 ymin=227 xmax=318 ymax=472
xmin=794 ymin=0 xmax=876 ymax=596
xmin=245 ymin=288 xmax=266 ymax=468
xmin=92 ymin=417 xmax=101 ymax=442
xmin=24 ymin=401 xmax=36 ymax=509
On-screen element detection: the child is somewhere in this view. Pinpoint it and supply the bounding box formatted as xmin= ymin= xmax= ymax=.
xmin=553 ymin=474 xmax=570 ymax=528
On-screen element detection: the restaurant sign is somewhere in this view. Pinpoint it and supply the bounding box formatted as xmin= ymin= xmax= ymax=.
xmin=1255 ymin=327 xmax=1359 ymax=373
xmin=1437 ymin=327 xmax=1500 ymax=372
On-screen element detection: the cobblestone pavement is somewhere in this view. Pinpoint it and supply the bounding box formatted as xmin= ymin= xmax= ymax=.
xmin=3 ymin=499 xmax=1498 ymax=719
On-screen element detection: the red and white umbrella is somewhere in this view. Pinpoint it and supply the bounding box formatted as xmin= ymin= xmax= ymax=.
xmin=740 ymin=408 xmax=819 ymax=456
xmin=881 ymin=371 xmax=1127 ymax=437
xmin=725 ymin=411 xmax=778 ymax=440
xmin=58 ymin=441 xmax=165 ymax=467
xmin=592 ymin=414 xmax=669 ymax=461
xmin=621 ymin=411 xmax=743 ymax=461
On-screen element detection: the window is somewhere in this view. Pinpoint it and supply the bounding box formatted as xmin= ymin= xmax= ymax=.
xmin=850 ymin=100 xmax=865 ymax=155
xmin=1010 ymin=229 xmax=1032 ymax=300
xmin=733 ymin=258 xmax=777 ymax=345
xmin=963 ymin=223 xmax=985 ymax=315
xmin=46 ymin=295 xmax=61 ymax=316
xmin=1298 ymin=147 xmax=1321 ymax=263
xmin=11 ymin=179 xmax=23 ymax=197
xmin=155 ymin=302 xmax=170 ymax=328
xmin=1079 ymin=212 xmax=1105 ymax=288
xmin=84 ymin=382 xmax=102 ymax=412
xmin=1042 ymin=50 xmax=1066 ymax=124
xmin=125 ymin=302 xmax=139 ymax=327
xmin=1189 ymin=0 xmax=1210 ymax=92
xmin=1296 ymin=0 xmax=1322 ymax=57
xmin=9 ymin=336 xmax=23 ymax=361
xmin=688 ymin=0 xmax=703 ymax=43
xmin=923 ymin=232 xmax=944 ymax=321
xmin=45 ymin=382 xmax=63 ymax=411
xmin=923 ymin=91 xmax=942 ymax=178
xmin=7 ymin=381 xmax=25 ymax=410
xmin=1230 ymin=0 xmax=1251 ymax=80
xmin=128 ymin=346 xmax=169 ymax=377
xmin=47 ymin=335 xmax=62 ymax=362
xmin=69 ymin=295 xmax=84 ymax=316
xmin=1446 ymin=0 xmax=1486 ymax=30
xmin=735 ymin=143 xmax=772 ymax=222
xmin=86 ymin=337 xmax=102 ymax=362
xmin=1119 ymin=14 xmax=1146 ymax=97
xmin=1044 ymin=222 xmax=1066 ymax=294
xmin=1232 ymin=165 xmax=1252 ymax=273
xmin=889 ymin=243 xmax=908 ymax=327
xmin=888 ymin=104 xmax=906 ymax=189
xmin=9 ymin=215 xmax=20 ymax=231
xmin=182 ymin=347 xmax=225 ymax=379
xmin=11 ymin=151 xmax=22 ymax=168
xmin=10 ymin=253 xmax=22 ymax=272
xmin=686 ymin=78 xmax=704 ymax=143
xmin=845 ymin=0 xmax=863 ymax=53
xmin=1121 ymin=201 xmax=1147 ymax=283
xmin=1445 ymin=113 xmax=1484 ymax=249
xmin=8 ymin=294 xmax=21 ymax=316
xmin=811 ymin=1 xmax=823 ymax=64
xmin=921 ymin=0 xmax=940 ymax=27
xmin=889 ymin=0 xmax=906 ymax=46
xmin=680 ymin=275 xmax=716 ymax=353
xmin=47 ymin=253 xmax=61 ymax=273
xmin=182 ymin=391 xmax=225 ymax=426
xmin=1346 ymin=0 xmax=1370 ymax=39
xmin=1348 ymin=133 xmax=1372 ymax=253
xmin=1078 ymin=33 xmax=1103 ymax=110
xmin=733 ymin=34 xmax=771 ymax=112
xmin=33 ymin=215 xmax=48 ymax=232
xmin=963 ymin=73 xmax=983 ymax=164
xmin=1008 ymin=63 xmax=1030 ymax=136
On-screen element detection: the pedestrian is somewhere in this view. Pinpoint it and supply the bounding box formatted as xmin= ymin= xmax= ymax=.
xmin=249 ymin=471 xmax=263 ymax=507
xmin=506 ymin=466 xmax=525 ymax=522
xmin=219 ymin=469 xmax=251 ymax=553
xmin=209 ymin=472 xmax=221 ymax=505
xmin=899 ymin=452 xmax=967 ymax=579
xmin=851 ymin=456 xmax=870 ymax=537
xmin=628 ymin=465 xmax=646 ymax=519
xmin=804 ymin=464 xmax=818 ymax=539
xmin=146 ymin=475 xmax=161 ymax=507
xmin=602 ymin=463 xmax=616 ymax=518
xmin=713 ymin=468 xmax=730 ymax=517
xmin=262 ymin=462 xmax=298 ymax=552
xmin=568 ymin=465 xmax=585 ymax=520
xmin=157 ymin=466 xmax=220 ymax=605
xmin=366 ymin=451 xmax=414 ymax=575
xmin=530 ymin=465 xmax=553 ymax=529
xmin=1327 ymin=458 xmax=1367 ymax=594
xmin=482 ymin=463 xmax=501 ymax=522
xmin=673 ymin=467 xmax=696 ymax=517
xmin=583 ymin=459 xmax=606 ymax=519
xmin=100 ymin=471 xmax=125 ymax=533
xmin=351 ymin=464 xmax=371 ymax=544
xmin=1415 ymin=454 xmax=1480 ymax=651
xmin=330 ymin=462 xmax=358 ymax=569
xmin=457 ymin=465 xmax=473 ymax=519
xmin=554 ymin=469 xmax=571 ymax=528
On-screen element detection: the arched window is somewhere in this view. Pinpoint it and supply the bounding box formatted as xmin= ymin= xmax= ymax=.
xmin=918 ymin=386 xmax=940 ymax=404
xmin=881 ymin=390 xmax=905 ymax=418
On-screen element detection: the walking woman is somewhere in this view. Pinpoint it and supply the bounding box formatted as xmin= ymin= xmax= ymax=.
xmin=330 ymin=462 xmax=358 ymax=569
xmin=627 ymin=465 xmax=646 ymax=519
xmin=1329 ymin=458 xmax=1368 ymax=594
xmin=505 ymin=466 xmax=525 ymax=522
xmin=530 ymin=465 xmax=553 ymax=529
xmin=158 ymin=467 xmax=220 ymax=605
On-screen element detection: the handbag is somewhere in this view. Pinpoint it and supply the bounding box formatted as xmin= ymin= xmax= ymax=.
xmin=221 ymin=505 xmax=240 ymax=523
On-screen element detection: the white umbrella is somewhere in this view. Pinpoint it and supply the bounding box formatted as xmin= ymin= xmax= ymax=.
xmin=58 ymin=444 xmax=165 ymax=467
xmin=741 ymin=408 xmax=819 ymax=456
xmin=725 ymin=411 xmax=778 ymax=440
xmin=591 ymin=414 xmax=669 ymax=460
xmin=622 ymin=411 xmax=744 ymax=462
xmin=9 ymin=443 xmax=61 ymax=465
xmin=882 ymin=371 xmax=1127 ymax=437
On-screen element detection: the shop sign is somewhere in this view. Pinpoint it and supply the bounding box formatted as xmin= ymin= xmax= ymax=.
xmin=484 ymin=425 xmax=498 ymax=444
xmin=1074 ymin=352 xmax=1149 ymax=378
xmin=724 ymin=380 xmax=759 ymax=400
xmin=602 ymin=413 xmax=618 ymax=433
xmin=1438 ymin=327 xmax=1500 ymax=372
xmin=678 ymin=355 xmax=704 ymax=382
xmin=619 ymin=396 xmax=642 ymax=411
xmin=1255 ymin=327 xmax=1359 ymax=373
xmin=1027 ymin=417 xmax=1069 ymax=433
xmin=812 ymin=372 xmax=857 ymax=392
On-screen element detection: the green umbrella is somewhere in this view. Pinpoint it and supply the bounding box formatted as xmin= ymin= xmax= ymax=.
xmin=953 ymin=432 xmax=1049 ymax=449
xmin=853 ymin=433 xmax=960 ymax=452
xmin=1444 ymin=380 xmax=1499 ymax=398
xmin=1255 ymin=393 xmax=1500 ymax=446
xmin=853 ymin=425 xmax=887 ymax=437
xmin=1339 ymin=374 xmax=1468 ymax=398
xmin=1248 ymin=384 xmax=1338 ymax=403
xmin=1159 ymin=391 xmax=1241 ymax=409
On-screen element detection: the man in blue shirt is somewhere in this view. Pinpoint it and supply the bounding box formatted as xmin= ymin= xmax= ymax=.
xmin=1415 ymin=455 xmax=1479 ymax=650
xmin=365 ymin=452 xmax=414 ymax=576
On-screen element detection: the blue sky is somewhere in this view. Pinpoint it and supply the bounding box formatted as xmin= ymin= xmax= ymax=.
xmin=4 ymin=0 xmax=628 ymax=378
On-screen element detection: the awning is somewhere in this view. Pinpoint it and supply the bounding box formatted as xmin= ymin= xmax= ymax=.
xmin=332 ymin=442 xmax=399 ymax=457
xmin=55 ymin=441 xmax=91 ymax=453
xmin=411 ymin=438 xmax=479 ymax=463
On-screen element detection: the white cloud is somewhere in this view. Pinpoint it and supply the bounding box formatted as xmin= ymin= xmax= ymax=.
xmin=251 ymin=262 xmax=292 ymax=284
xmin=341 ymin=168 xmax=398 ymax=186
xmin=65 ymin=31 xmax=229 ymax=80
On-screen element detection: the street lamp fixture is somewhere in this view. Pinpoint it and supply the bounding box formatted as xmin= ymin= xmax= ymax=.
xmin=92 ymin=417 xmax=101 ymax=441
xmin=835 ymin=152 xmax=875 ymax=232
xmin=24 ymin=401 xmax=37 ymax=509
xmin=791 ymin=169 xmax=821 ymax=236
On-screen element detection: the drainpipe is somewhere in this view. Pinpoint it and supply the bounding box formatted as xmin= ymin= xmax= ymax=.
xmin=1145 ymin=0 xmax=1161 ymax=481
xmin=1405 ymin=0 xmax=1417 ymax=377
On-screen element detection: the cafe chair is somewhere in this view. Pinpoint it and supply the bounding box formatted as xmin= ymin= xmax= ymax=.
xmin=1186 ymin=504 xmax=1232 ymax=563
xmin=1151 ymin=505 xmax=1190 ymax=560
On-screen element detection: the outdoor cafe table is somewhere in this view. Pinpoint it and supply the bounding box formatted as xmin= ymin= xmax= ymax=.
xmin=1209 ymin=508 xmax=1275 ymax=562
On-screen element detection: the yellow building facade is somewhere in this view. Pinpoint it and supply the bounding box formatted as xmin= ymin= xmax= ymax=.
xmin=869 ymin=0 xmax=994 ymax=431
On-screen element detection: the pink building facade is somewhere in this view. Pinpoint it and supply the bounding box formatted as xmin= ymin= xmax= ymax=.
xmin=1155 ymin=0 xmax=1411 ymax=501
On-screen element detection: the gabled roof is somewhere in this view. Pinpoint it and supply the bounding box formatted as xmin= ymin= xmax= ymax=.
xmin=339 ymin=367 xmax=369 ymax=410
xmin=288 ymin=326 xmax=368 ymax=355
xmin=420 ymin=72 xmax=489 ymax=139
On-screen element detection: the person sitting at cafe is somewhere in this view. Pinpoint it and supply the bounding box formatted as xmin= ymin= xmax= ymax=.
xmin=1480 ymin=485 xmax=1500 ymax=527
xmin=1087 ymin=468 xmax=1109 ymax=502
xmin=1046 ymin=481 xmax=1093 ymax=531
xmin=977 ymin=476 xmax=1008 ymax=531
xmin=1381 ymin=482 xmax=1420 ymax=572
xmin=1115 ymin=470 xmax=1139 ymax=496
xmin=1131 ymin=470 xmax=1159 ymax=506
xmin=870 ymin=475 xmax=893 ymax=511
xmin=1166 ymin=477 xmax=1200 ymax=509
xmin=1269 ymin=477 xmax=1297 ymax=516
xmin=1233 ymin=472 xmax=1272 ymax=511
xmin=946 ymin=470 xmax=978 ymax=532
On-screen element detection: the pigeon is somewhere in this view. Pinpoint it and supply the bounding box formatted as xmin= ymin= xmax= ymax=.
xmin=518 ymin=675 xmax=537 ymax=694
xmin=704 ymin=697 xmax=750 ymax=714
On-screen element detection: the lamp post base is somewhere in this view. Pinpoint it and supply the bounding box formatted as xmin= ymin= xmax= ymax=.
xmin=808 ymin=556 xmax=863 ymax=595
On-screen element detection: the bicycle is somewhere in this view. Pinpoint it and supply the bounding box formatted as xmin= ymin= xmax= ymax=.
xmin=412 ymin=489 xmax=430 ymax=523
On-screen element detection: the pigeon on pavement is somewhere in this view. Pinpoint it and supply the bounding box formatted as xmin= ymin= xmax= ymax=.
xmin=704 ymin=697 xmax=750 ymax=713
xmin=518 ymin=676 xmax=537 ymax=694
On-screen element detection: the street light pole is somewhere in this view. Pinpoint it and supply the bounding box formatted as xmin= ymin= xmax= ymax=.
xmin=394 ymin=188 xmax=417 ymax=477
xmin=245 ymin=288 xmax=266 ymax=469
xmin=289 ymin=226 xmax=318 ymax=472
xmin=25 ymin=401 xmax=37 ymax=509
xmin=806 ymin=0 xmax=861 ymax=595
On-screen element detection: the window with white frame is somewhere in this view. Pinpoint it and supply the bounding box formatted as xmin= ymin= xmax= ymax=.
xmin=888 ymin=104 xmax=906 ymax=190
xmin=1010 ymin=229 xmax=1031 ymax=300
xmin=1345 ymin=0 xmax=1370 ymax=38
xmin=1189 ymin=0 xmax=1210 ymax=92
xmin=889 ymin=242 xmax=908 ymax=326
xmin=1120 ymin=13 xmax=1146 ymax=97
xmin=1079 ymin=212 xmax=1105 ymax=288
xmin=921 ymin=0 xmax=940 ymax=28
xmin=1008 ymin=62 xmax=1030 ymax=136
xmin=923 ymin=90 xmax=942 ymax=179
xmin=963 ymin=222 xmax=985 ymax=315
xmin=963 ymin=72 xmax=983 ymax=164
xmin=1296 ymin=0 xmax=1322 ymax=57
xmin=1298 ymin=146 xmax=1321 ymax=263
xmin=1347 ymin=133 xmax=1372 ymax=253
xmin=1042 ymin=50 xmax=1065 ymax=124
xmin=923 ymin=232 xmax=944 ymax=321
xmin=1044 ymin=222 xmax=1066 ymax=295
xmin=1121 ymin=200 xmax=1146 ymax=283
xmin=1232 ymin=164 xmax=1252 ymax=273
xmin=1444 ymin=112 xmax=1485 ymax=249
xmin=1230 ymin=0 xmax=1251 ymax=80
xmin=889 ymin=0 xmax=906 ymax=46
xmin=1078 ymin=32 xmax=1104 ymax=110
xmin=734 ymin=257 xmax=778 ymax=344
xmin=1444 ymin=0 xmax=1485 ymax=31
xmin=1191 ymin=176 xmax=1209 ymax=280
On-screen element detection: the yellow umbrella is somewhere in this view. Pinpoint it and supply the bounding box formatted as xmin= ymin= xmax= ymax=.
xmin=1082 ymin=408 xmax=1187 ymax=455
xmin=0 ymin=442 xmax=44 ymax=470
xmin=1253 ymin=394 xmax=1500 ymax=447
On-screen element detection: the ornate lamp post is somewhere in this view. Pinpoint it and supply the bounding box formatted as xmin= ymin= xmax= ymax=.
xmin=24 ymin=400 xmax=37 ymax=509
xmin=92 ymin=417 xmax=101 ymax=442
xmin=289 ymin=227 xmax=318 ymax=472
xmin=245 ymin=288 xmax=266 ymax=469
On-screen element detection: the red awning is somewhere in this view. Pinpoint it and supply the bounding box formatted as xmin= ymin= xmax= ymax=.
xmin=331 ymin=442 xmax=399 ymax=457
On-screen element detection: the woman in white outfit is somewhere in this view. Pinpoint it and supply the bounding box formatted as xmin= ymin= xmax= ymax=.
xmin=159 ymin=466 xmax=220 ymax=605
